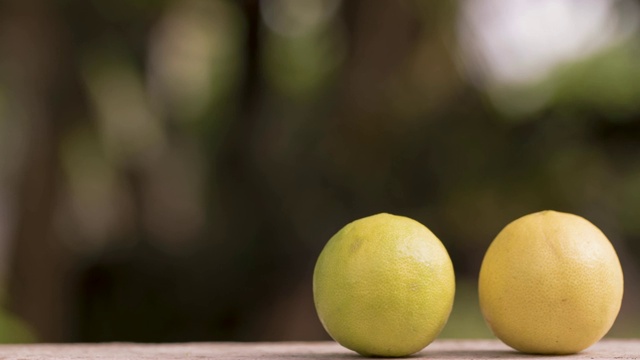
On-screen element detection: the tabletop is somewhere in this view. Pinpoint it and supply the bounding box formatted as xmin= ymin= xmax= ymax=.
xmin=0 ymin=339 xmax=636 ymax=359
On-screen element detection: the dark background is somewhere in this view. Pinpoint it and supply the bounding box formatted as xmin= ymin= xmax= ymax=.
xmin=0 ymin=0 xmax=639 ymax=342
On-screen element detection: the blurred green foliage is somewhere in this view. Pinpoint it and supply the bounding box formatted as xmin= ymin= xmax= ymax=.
xmin=0 ymin=313 xmax=34 ymax=343
xmin=439 ymin=281 xmax=493 ymax=339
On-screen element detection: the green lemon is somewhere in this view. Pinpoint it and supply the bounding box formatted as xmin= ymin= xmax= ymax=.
xmin=313 ymin=213 xmax=455 ymax=357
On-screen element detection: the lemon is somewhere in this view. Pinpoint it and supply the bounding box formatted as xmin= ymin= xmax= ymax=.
xmin=313 ymin=213 xmax=455 ymax=357
xmin=479 ymin=210 xmax=624 ymax=354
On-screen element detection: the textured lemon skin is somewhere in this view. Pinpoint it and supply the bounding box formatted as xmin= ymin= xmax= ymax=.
xmin=313 ymin=213 xmax=455 ymax=357
xmin=479 ymin=210 xmax=624 ymax=354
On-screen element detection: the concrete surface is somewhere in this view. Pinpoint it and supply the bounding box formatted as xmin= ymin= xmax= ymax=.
xmin=0 ymin=339 xmax=636 ymax=359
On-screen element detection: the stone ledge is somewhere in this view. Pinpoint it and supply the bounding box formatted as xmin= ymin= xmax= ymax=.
xmin=0 ymin=339 xmax=636 ymax=359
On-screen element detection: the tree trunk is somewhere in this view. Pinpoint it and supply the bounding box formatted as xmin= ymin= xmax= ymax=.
xmin=1 ymin=0 xmax=76 ymax=342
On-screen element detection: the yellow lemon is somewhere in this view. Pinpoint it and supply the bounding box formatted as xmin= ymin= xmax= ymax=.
xmin=479 ymin=210 xmax=624 ymax=354
xmin=313 ymin=213 xmax=455 ymax=357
